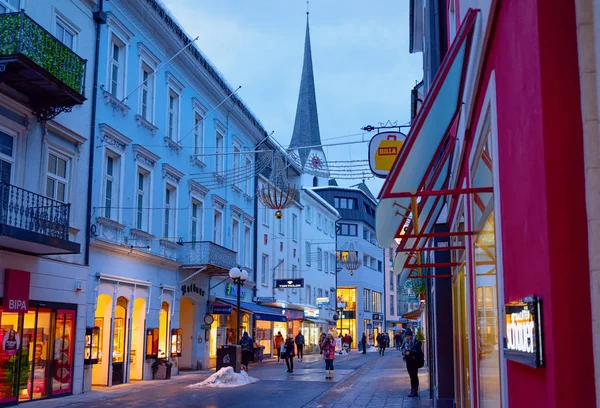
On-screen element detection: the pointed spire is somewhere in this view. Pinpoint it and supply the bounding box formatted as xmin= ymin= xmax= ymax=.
xmin=289 ymin=13 xmax=322 ymax=166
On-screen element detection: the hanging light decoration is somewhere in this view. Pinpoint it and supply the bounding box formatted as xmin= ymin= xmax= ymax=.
xmin=257 ymin=152 xmax=298 ymax=219
xmin=341 ymin=242 xmax=361 ymax=276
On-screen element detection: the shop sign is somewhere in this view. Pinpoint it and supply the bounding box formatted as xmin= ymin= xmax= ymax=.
xmin=3 ymin=269 xmax=30 ymax=312
xmin=181 ymin=283 xmax=205 ymax=297
xmin=316 ymin=297 xmax=329 ymax=306
xmin=225 ymin=283 xmax=248 ymax=299
xmin=255 ymin=297 xmax=275 ymax=303
xmin=372 ymin=313 xmax=382 ymax=321
xmin=368 ymin=131 xmax=406 ymax=178
xmin=212 ymin=305 xmax=233 ymax=315
xmin=504 ymin=295 xmax=544 ymax=368
xmin=283 ymin=309 xmax=304 ymax=320
xmin=201 ymin=324 xmax=211 ymax=330
xmin=304 ymin=308 xmax=319 ymax=318
xmin=367 ymin=323 xmax=373 ymax=329
xmin=254 ymin=313 xmax=286 ymax=322
xmin=275 ymin=278 xmax=304 ymax=289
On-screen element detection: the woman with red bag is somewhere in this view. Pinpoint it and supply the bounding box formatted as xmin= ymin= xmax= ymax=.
xmin=321 ymin=333 xmax=336 ymax=380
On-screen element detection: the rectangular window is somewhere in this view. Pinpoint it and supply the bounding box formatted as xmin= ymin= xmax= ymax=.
xmin=140 ymin=64 xmax=154 ymax=121
xmin=318 ymin=288 xmax=323 ymax=300
xmin=324 ymin=251 xmax=329 ymax=273
xmin=390 ymin=295 xmax=394 ymax=315
xmin=306 ymin=285 xmax=312 ymax=305
xmin=0 ymin=0 xmax=20 ymax=13
xmin=232 ymin=219 xmax=240 ymax=262
xmin=191 ymin=199 xmax=202 ymax=242
xmin=46 ymin=152 xmax=69 ymax=203
xmin=194 ymin=111 xmax=204 ymax=155
xmin=364 ymin=289 xmax=371 ymax=312
xmin=330 ymin=253 xmax=336 ymax=273
xmin=378 ymin=260 xmax=383 ymax=272
xmin=334 ymin=197 xmax=357 ymax=209
xmin=277 ymin=259 xmax=284 ymax=280
xmin=56 ymin=19 xmax=76 ymax=50
xmin=305 ymin=205 xmax=312 ymax=223
xmin=244 ymin=156 xmax=252 ymax=195
xmin=244 ymin=225 xmax=251 ymax=267
xmin=109 ymin=37 xmax=125 ymax=98
xmin=135 ymin=169 xmax=150 ymax=230
xmin=305 ymin=242 xmax=311 ymax=266
xmin=317 ymin=248 xmax=323 ymax=270
xmin=372 ymin=292 xmax=382 ymax=313
xmin=317 ymin=213 xmax=322 ymax=229
xmin=277 ymin=217 xmax=283 ymax=235
xmin=339 ymin=223 xmax=358 ymax=236
xmin=103 ymin=153 xmax=120 ymax=220
xmin=164 ymin=185 xmax=176 ymax=238
xmin=167 ymin=89 xmax=180 ymax=141
xmin=261 ymin=254 xmax=269 ymax=285
xmin=292 ymin=214 xmax=298 ymax=241
xmin=0 ymin=131 xmax=14 ymax=184
xmin=213 ymin=209 xmax=223 ymax=245
xmin=215 ymin=132 xmax=224 ymax=173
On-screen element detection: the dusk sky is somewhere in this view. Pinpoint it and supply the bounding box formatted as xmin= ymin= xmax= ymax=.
xmin=161 ymin=0 xmax=423 ymax=195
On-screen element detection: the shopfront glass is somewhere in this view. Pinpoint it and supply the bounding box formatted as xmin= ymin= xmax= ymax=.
xmin=255 ymin=320 xmax=272 ymax=355
xmin=300 ymin=321 xmax=320 ymax=352
xmin=453 ymin=265 xmax=471 ymax=408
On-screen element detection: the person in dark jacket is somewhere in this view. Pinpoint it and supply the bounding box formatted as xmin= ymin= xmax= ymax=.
xmin=284 ymin=334 xmax=295 ymax=373
xmin=295 ymin=332 xmax=305 ymax=362
xmin=394 ymin=331 xmax=403 ymax=350
xmin=361 ymin=333 xmax=367 ymax=354
xmin=239 ymin=331 xmax=253 ymax=372
xmin=377 ymin=333 xmax=387 ymax=356
xmin=319 ymin=331 xmax=326 ymax=353
xmin=401 ymin=329 xmax=423 ymax=398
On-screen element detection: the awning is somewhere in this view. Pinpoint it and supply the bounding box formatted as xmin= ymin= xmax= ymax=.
xmin=215 ymin=298 xmax=287 ymax=322
xmin=401 ymin=303 xmax=425 ymax=320
xmin=304 ymin=318 xmax=328 ymax=325
xmin=375 ymin=9 xmax=481 ymax=286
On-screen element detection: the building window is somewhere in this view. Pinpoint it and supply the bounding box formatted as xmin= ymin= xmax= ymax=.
xmin=389 ymin=271 xmax=394 ymax=290
xmin=277 ymin=216 xmax=284 ymax=235
xmin=324 ymin=251 xmax=329 ymax=273
xmin=277 ymin=259 xmax=284 ymax=279
xmin=56 ymin=18 xmax=76 ymax=50
xmin=135 ymin=168 xmax=150 ymax=230
xmin=313 ymin=177 xmax=318 ymax=187
xmin=232 ymin=218 xmax=240 ymax=262
xmin=390 ymin=295 xmax=394 ymax=315
xmin=164 ymin=185 xmax=176 ymax=238
xmin=305 ymin=205 xmax=312 ymax=223
xmin=244 ymin=225 xmax=251 ymax=267
xmin=262 ymin=205 xmax=269 ymax=226
xmin=215 ymin=132 xmax=224 ymax=174
xmin=109 ymin=36 xmax=125 ymax=98
xmin=261 ymin=254 xmax=269 ymax=285
xmin=244 ymin=156 xmax=252 ymax=195
xmin=317 ymin=248 xmax=323 ymax=270
xmin=191 ymin=199 xmax=202 ymax=242
xmin=364 ymin=289 xmax=371 ymax=312
xmin=0 ymin=131 xmax=14 ymax=184
xmin=213 ymin=209 xmax=223 ymax=245
xmin=167 ymin=89 xmax=180 ymax=141
xmin=339 ymin=223 xmax=358 ymax=236
xmin=330 ymin=253 xmax=336 ymax=273
xmin=103 ymin=153 xmax=120 ymax=220
xmin=0 ymin=0 xmax=20 ymax=13
xmin=317 ymin=213 xmax=322 ymax=229
xmin=139 ymin=64 xmax=154 ymax=122
xmin=372 ymin=291 xmax=382 ymax=313
xmin=194 ymin=111 xmax=204 ymax=155
xmin=292 ymin=214 xmax=298 ymax=241
xmin=334 ymin=197 xmax=356 ymax=209
xmin=305 ymin=242 xmax=311 ymax=266
xmin=318 ymin=288 xmax=323 ymax=300
xmin=306 ymin=285 xmax=312 ymax=304
xmin=46 ymin=152 xmax=69 ymax=203
xmin=378 ymin=260 xmax=383 ymax=272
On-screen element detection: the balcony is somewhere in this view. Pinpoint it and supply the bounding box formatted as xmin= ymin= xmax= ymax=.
xmin=178 ymin=241 xmax=237 ymax=274
xmin=0 ymin=11 xmax=86 ymax=121
xmin=0 ymin=182 xmax=80 ymax=255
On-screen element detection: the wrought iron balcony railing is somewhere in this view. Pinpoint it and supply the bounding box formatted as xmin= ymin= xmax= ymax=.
xmin=178 ymin=241 xmax=237 ymax=271
xmin=0 ymin=182 xmax=71 ymax=240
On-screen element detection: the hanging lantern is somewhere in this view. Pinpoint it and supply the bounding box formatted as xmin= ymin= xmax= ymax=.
xmin=257 ymin=152 xmax=298 ymax=218
xmin=341 ymin=242 xmax=361 ymax=276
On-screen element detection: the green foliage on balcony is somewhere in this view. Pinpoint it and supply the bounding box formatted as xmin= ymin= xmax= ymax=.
xmin=0 ymin=12 xmax=85 ymax=95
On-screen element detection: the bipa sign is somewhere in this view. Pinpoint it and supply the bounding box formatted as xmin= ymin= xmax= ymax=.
xmin=3 ymin=269 xmax=31 ymax=313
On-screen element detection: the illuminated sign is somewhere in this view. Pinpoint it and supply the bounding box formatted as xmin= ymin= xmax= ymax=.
xmin=304 ymin=308 xmax=319 ymax=318
xmin=504 ymin=295 xmax=544 ymax=368
xmin=316 ymin=297 xmax=329 ymax=306
xmin=368 ymin=132 xmax=406 ymax=178
xmin=275 ymin=278 xmax=304 ymax=289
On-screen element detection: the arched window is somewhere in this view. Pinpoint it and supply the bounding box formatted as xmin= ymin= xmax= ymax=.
xmin=159 ymin=301 xmax=170 ymax=358
xmin=313 ymin=177 xmax=318 ymax=187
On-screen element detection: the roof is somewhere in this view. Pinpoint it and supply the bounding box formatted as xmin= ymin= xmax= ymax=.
xmin=354 ymin=182 xmax=377 ymax=202
xmin=302 ymin=187 xmax=340 ymax=218
xmin=289 ymin=16 xmax=323 ymax=165
xmin=312 ymin=185 xmax=378 ymax=206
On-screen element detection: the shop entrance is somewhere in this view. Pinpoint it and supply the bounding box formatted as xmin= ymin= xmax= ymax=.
xmin=179 ymin=298 xmax=194 ymax=369
xmin=111 ymin=297 xmax=128 ymax=386
xmin=130 ymin=298 xmax=145 ymax=381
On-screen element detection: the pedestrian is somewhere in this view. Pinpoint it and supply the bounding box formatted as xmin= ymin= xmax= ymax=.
xmin=346 ymin=333 xmax=353 ymax=352
xmin=401 ymin=328 xmax=424 ymax=398
xmin=378 ymin=333 xmax=387 ymax=356
xmin=284 ymin=334 xmax=295 ymax=373
xmin=342 ymin=333 xmax=350 ymax=353
xmin=361 ymin=333 xmax=367 ymax=354
xmin=322 ymin=333 xmax=336 ymax=379
xmin=274 ymin=331 xmax=284 ymax=363
xmin=394 ymin=331 xmax=403 ymax=351
xmin=295 ymin=331 xmax=305 ymax=362
xmin=319 ymin=331 xmax=326 ymax=353
xmin=239 ymin=331 xmax=253 ymax=372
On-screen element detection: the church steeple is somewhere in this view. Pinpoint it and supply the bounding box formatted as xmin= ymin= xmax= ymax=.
xmin=289 ymin=14 xmax=325 ymax=169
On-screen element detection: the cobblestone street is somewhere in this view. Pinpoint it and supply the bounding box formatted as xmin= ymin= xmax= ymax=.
xmin=25 ymin=350 xmax=431 ymax=408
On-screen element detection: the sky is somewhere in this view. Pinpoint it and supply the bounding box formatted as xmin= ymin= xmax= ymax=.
xmin=161 ymin=0 xmax=423 ymax=196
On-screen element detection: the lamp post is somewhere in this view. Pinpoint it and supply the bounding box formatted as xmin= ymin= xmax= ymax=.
xmin=229 ymin=267 xmax=249 ymax=343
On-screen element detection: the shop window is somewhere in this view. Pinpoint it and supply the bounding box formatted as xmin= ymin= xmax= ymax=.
xmin=158 ymin=302 xmax=170 ymax=358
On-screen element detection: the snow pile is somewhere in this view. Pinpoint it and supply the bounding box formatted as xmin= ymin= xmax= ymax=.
xmin=367 ymin=346 xmax=379 ymax=353
xmin=189 ymin=367 xmax=259 ymax=388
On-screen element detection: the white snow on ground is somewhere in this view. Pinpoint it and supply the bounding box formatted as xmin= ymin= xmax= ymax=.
xmin=189 ymin=367 xmax=259 ymax=388
xmin=366 ymin=346 xmax=380 ymax=353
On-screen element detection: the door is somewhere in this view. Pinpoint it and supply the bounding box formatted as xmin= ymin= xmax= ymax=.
xmin=112 ymin=297 xmax=127 ymax=386
xmin=20 ymin=308 xmax=52 ymax=401
xmin=0 ymin=310 xmax=22 ymax=404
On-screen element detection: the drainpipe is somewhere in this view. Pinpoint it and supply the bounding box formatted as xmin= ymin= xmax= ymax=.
xmin=85 ymin=0 xmax=105 ymax=266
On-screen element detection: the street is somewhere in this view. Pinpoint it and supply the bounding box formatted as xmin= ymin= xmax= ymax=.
xmin=26 ymin=350 xmax=431 ymax=408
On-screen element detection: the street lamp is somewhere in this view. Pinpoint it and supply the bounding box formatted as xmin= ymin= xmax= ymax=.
xmin=229 ymin=267 xmax=249 ymax=343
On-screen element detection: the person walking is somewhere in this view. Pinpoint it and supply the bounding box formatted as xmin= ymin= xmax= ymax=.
xmin=274 ymin=331 xmax=284 ymax=363
xmin=401 ymin=328 xmax=424 ymax=398
xmin=394 ymin=331 xmax=403 ymax=351
xmin=322 ymin=333 xmax=336 ymax=379
xmin=378 ymin=333 xmax=387 ymax=356
xmin=361 ymin=333 xmax=367 ymax=354
xmin=239 ymin=331 xmax=253 ymax=372
xmin=295 ymin=331 xmax=305 ymax=362
xmin=283 ymin=334 xmax=295 ymax=373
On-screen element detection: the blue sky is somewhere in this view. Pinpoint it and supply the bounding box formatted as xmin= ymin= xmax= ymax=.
xmin=162 ymin=0 xmax=423 ymax=195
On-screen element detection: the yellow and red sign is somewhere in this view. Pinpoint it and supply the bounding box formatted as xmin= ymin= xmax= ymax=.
xmin=368 ymin=132 xmax=406 ymax=178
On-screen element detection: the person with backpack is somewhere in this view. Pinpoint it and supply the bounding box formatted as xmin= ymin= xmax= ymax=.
xmin=401 ymin=328 xmax=424 ymax=398
xmin=239 ymin=331 xmax=253 ymax=372
xmin=295 ymin=331 xmax=305 ymax=362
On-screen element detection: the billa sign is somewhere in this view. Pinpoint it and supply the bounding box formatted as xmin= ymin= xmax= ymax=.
xmin=3 ymin=269 xmax=30 ymax=312
xmin=275 ymin=278 xmax=304 ymax=289
xmin=368 ymin=131 xmax=406 ymax=178
xmin=504 ymin=295 xmax=544 ymax=368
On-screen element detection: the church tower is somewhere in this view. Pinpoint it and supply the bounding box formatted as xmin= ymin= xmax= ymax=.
xmin=289 ymin=12 xmax=330 ymax=187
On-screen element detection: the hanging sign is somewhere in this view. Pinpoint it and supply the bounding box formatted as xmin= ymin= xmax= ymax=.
xmin=304 ymin=308 xmax=319 ymax=318
xmin=504 ymin=295 xmax=544 ymax=368
xmin=3 ymin=269 xmax=30 ymax=312
xmin=316 ymin=297 xmax=330 ymax=306
xmin=212 ymin=305 xmax=233 ymax=315
xmin=225 ymin=283 xmax=247 ymax=299
xmin=275 ymin=278 xmax=304 ymax=289
xmin=368 ymin=132 xmax=406 ymax=178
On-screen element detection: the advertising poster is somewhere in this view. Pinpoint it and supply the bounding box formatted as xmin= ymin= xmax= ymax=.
xmin=0 ymin=327 xmax=19 ymax=403
xmin=52 ymin=311 xmax=74 ymax=396
xmin=23 ymin=329 xmax=47 ymax=398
